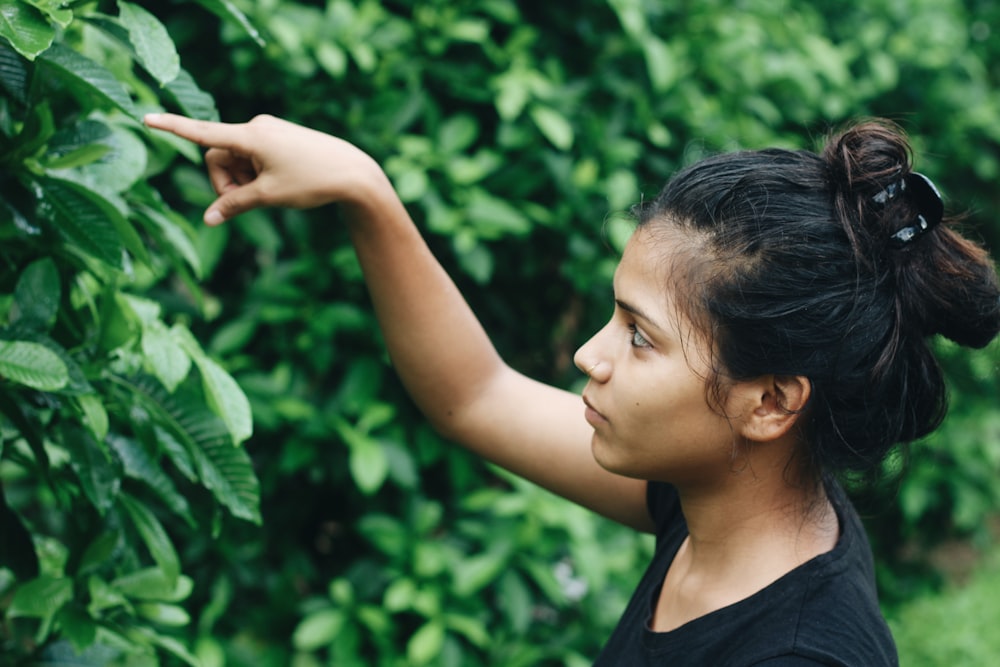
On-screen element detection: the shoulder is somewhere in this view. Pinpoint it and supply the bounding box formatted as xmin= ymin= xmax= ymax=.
xmin=773 ymin=483 xmax=898 ymax=665
xmin=721 ymin=482 xmax=897 ymax=665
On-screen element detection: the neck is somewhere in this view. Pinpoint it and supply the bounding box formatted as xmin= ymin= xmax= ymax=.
xmin=675 ymin=437 xmax=834 ymax=552
xmin=678 ymin=474 xmax=836 ymax=564
xmin=650 ymin=459 xmax=839 ymax=632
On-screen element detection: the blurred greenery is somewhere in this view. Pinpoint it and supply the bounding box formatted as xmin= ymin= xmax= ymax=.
xmin=890 ymin=547 xmax=1000 ymax=665
xmin=1 ymin=0 xmax=998 ymax=664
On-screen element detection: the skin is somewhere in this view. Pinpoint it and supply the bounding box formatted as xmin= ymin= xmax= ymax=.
xmin=144 ymin=112 xmax=839 ymax=631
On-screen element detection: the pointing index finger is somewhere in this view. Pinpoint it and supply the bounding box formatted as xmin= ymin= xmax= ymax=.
xmin=144 ymin=113 xmax=249 ymax=153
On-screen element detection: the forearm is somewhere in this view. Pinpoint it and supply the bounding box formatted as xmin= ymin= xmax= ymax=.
xmin=342 ymin=178 xmax=506 ymax=438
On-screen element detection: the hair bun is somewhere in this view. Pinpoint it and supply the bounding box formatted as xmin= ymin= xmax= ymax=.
xmin=822 ymin=121 xmax=1000 ymax=350
xmin=821 ymin=120 xmax=915 ymax=254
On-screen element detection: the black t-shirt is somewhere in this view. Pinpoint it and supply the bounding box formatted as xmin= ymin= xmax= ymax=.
xmin=593 ymin=482 xmax=898 ymax=666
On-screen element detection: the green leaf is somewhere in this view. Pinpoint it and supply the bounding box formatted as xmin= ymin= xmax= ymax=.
xmin=642 ymin=36 xmax=678 ymax=92
xmin=7 ymin=100 xmax=56 ymax=167
xmin=111 ymin=567 xmax=194 ymax=602
xmin=497 ymin=570 xmax=532 ymax=635
xmin=349 ymin=437 xmax=389 ymax=495
xmin=141 ymin=321 xmax=192 ymax=393
xmin=132 ymin=626 xmax=202 ymax=667
xmin=122 ymin=376 xmax=261 ymax=523
xmin=120 ymin=293 xmax=161 ymax=325
xmin=32 ymin=176 xmax=124 ymax=269
xmin=153 ymin=424 xmax=197 ymax=482
xmin=119 ymin=492 xmax=181 ymax=586
xmin=9 ymin=576 xmax=73 ymax=619
xmin=60 ymin=424 xmax=120 ymax=516
xmin=107 ymin=434 xmax=194 ymax=526
xmin=88 ymin=575 xmax=128 ymax=615
xmin=193 ymin=0 xmax=266 ymax=47
xmin=333 ymin=416 xmax=389 ymax=494
xmin=0 ymin=339 xmax=68 ymax=391
xmin=52 ymin=123 xmax=149 ymax=196
xmin=0 ymin=41 xmax=30 ymax=103
xmin=57 ymin=605 xmax=99 ymax=653
xmin=383 ymin=578 xmax=418 ymax=612
xmin=493 ymin=70 xmax=530 ymax=120
xmin=316 ymin=41 xmax=347 ymax=78
xmin=137 ymin=602 xmax=191 ymax=627
xmin=451 ymin=548 xmax=510 ymax=596
xmin=12 ymin=257 xmax=60 ymax=331
xmin=292 ymin=608 xmax=345 ymax=651
xmin=112 ymin=568 xmax=193 ymax=602
xmin=75 ymin=393 xmax=109 ymax=441
xmin=134 ymin=204 xmax=203 ymax=278
xmin=80 ymin=535 xmax=119 ymax=577
xmin=43 ymin=113 xmax=112 ymax=159
xmin=438 ymin=114 xmax=479 ymax=154
xmin=443 ymin=613 xmax=490 ymax=648
xmin=464 ymin=190 xmax=531 ymax=237
xmin=529 ymin=105 xmax=574 ymax=150
xmin=118 ymin=1 xmax=180 ymax=86
xmin=37 ymin=43 xmax=138 ymax=120
xmin=186 ymin=423 xmax=260 ymax=522
xmin=357 ymin=513 xmax=408 ymax=556
xmin=192 ymin=354 xmax=253 ymax=445
xmin=407 ymin=620 xmax=445 ymax=666
xmin=43 ymin=143 xmax=112 ymax=170
xmin=2 ymin=324 xmax=92 ymax=394
xmin=162 ymin=67 xmax=219 ymax=121
xmin=0 ymin=0 xmax=55 ymax=60
xmin=356 ymin=402 xmax=396 ymax=434
xmin=453 ymin=237 xmax=494 ymax=284
xmin=24 ymin=0 xmax=72 ymax=27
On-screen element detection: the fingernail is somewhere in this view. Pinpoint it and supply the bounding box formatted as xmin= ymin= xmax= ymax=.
xmin=205 ymin=210 xmax=224 ymax=225
xmin=144 ymin=113 xmax=161 ymax=124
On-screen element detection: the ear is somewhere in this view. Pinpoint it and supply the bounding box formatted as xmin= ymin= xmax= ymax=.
xmin=734 ymin=374 xmax=811 ymax=443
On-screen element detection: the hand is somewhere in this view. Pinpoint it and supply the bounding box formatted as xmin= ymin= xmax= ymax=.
xmin=143 ymin=113 xmax=386 ymax=225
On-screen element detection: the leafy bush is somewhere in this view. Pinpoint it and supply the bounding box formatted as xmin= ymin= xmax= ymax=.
xmin=0 ymin=1 xmax=257 ymax=663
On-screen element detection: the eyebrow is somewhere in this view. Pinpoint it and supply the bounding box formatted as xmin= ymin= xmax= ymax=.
xmin=615 ymin=298 xmax=667 ymax=333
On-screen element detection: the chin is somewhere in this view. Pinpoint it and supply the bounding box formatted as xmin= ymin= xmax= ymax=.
xmin=591 ymin=440 xmax=646 ymax=480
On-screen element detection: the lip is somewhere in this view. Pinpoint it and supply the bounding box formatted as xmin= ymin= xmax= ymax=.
xmin=582 ymin=395 xmax=608 ymax=426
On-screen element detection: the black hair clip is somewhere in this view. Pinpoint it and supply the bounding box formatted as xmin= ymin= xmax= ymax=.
xmin=874 ymin=172 xmax=944 ymax=248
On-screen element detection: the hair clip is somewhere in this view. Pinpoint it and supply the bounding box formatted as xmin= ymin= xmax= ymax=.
xmin=874 ymin=172 xmax=944 ymax=248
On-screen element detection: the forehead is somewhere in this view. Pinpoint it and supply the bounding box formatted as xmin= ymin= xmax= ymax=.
xmin=614 ymin=227 xmax=691 ymax=325
xmin=615 ymin=226 xmax=689 ymax=296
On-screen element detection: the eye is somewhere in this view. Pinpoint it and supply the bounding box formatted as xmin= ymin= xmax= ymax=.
xmin=628 ymin=324 xmax=652 ymax=349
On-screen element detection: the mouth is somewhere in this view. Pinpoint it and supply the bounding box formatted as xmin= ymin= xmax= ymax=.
xmin=582 ymin=395 xmax=608 ymax=426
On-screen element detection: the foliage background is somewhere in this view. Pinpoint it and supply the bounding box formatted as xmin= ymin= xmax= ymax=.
xmin=1 ymin=0 xmax=999 ymax=665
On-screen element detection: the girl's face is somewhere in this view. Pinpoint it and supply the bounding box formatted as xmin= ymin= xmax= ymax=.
xmin=574 ymin=227 xmax=750 ymax=487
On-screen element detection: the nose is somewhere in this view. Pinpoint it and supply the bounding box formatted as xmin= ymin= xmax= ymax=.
xmin=574 ymin=324 xmax=612 ymax=382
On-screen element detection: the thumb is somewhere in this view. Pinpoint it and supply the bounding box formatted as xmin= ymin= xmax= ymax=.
xmin=204 ymin=183 xmax=261 ymax=225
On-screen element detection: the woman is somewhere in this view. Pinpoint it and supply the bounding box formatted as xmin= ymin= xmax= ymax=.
xmin=144 ymin=112 xmax=1000 ymax=665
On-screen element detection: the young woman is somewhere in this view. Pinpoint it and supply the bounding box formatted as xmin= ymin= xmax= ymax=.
xmin=144 ymin=112 xmax=1000 ymax=665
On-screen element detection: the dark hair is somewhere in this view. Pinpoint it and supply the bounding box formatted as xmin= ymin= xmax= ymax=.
xmin=636 ymin=120 xmax=1000 ymax=480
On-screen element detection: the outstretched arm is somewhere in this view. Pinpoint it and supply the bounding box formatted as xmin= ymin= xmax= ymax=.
xmin=144 ymin=113 xmax=653 ymax=531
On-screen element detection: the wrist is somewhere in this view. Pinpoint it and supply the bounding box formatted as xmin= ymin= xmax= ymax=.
xmin=339 ymin=156 xmax=405 ymax=225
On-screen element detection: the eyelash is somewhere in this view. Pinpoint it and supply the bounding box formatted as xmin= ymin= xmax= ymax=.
xmin=628 ymin=324 xmax=652 ymax=349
